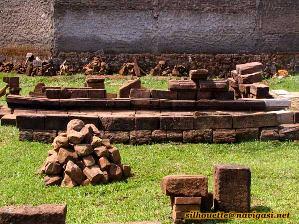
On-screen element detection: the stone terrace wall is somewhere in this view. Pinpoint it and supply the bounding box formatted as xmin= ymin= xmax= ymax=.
xmin=0 ymin=0 xmax=54 ymax=59
xmin=54 ymin=0 xmax=299 ymax=54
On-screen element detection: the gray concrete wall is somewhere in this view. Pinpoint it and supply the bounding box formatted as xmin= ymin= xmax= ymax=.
xmin=54 ymin=0 xmax=299 ymax=54
xmin=0 ymin=0 xmax=54 ymax=58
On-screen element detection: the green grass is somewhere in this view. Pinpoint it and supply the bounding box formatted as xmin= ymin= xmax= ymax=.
xmin=265 ymin=74 xmax=299 ymax=92
xmin=0 ymin=126 xmax=298 ymax=224
xmin=0 ymin=72 xmax=298 ymax=223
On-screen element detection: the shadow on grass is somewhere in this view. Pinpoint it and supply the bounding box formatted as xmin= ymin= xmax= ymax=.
xmin=251 ymin=205 xmax=272 ymax=212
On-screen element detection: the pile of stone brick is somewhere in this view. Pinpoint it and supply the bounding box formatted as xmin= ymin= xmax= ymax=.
xmin=83 ymin=57 xmax=110 ymax=75
xmin=25 ymin=54 xmax=56 ymax=76
xmin=119 ymin=61 xmax=142 ymax=77
xmin=229 ymin=62 xmax=270 ymax=99
xmin=41 ymin=119 xmax=132 ymax=187
xmin=162 ymin=164 xmax=251 ymax=223
xmin=150 ymin=61 xmax=188 ymax=76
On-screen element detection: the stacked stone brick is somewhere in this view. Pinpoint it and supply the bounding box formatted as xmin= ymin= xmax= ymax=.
xmin=41 ymin=119 xmax=131 ymax=187
xmin=161 ymin=175 xmax=212 ymax=224
xmin=162 ymin=165 xmax=251 ymax=223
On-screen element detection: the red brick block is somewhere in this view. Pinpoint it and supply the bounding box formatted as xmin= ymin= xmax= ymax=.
xmin=103 ymin=131 xmax=130 ymax=144
xmin=19 ymin=129 xmax=33 ymax=141
xmin=0 ymin=204 xmax=67 ymax=224
xmin=213 ymin=129 xmax=236 ymax=143
xmin=235 ymin=128 xmax=259 ymax=141
xmin=169 ymin=80 xmax=196 ymax=91
xmin=183 ymin=130 xmax=213 ymax=143
xmin=152 ymin=130 xmax=167 ymax=143
xmin=129 ymin=89 xmax=151 ymax=98
xmin=237 ymin=72 xmax=263 ymax=84
xmin=118 ymin=79 xmax=141 ymax=98
xmin=161 ymin=116 xmax=194 ymax=130
xmin=177 ymin=90 xmax=197 ymax=100
xmin=198 ymin=80 xmax=228 ymax=92
xmin=151 ymin=89 xmax=177 ymax=100
xmin=279 ymin=124 xmax=299 ymax=140
xmin=135 ymin=115 xmax=160 ymax=130
xmin=45 ymin=114 xmax=69 ymax=131
xmin=87 ymin=89 xmax=106 ymax=99
xmin=161 ymin=175 xmax=208 ymax=197
xmin=174 ymin=197 xmax=202 ymax=205
xmin=214 ymin=164 xmax=251 ymax=212
xmin=85 ymin=76 xmax=105 ymax=89
xmin=1 ymin=114 xmax=16 ymax=126
xmin=167 ymin=131 xmax=183 ymax=142
xmin=250 ymin=83 xmax=269 ymax=98
xmin=236 ymin=62 xmax=263 ymax=75
xmin=233 ymin=113 xmax=278 ymax=128
xmin=33 ymin=130 xmax=57 ymax=143
xmin=16 ymin=115 xmax=45 ymax=130
xmin=130 ymin=130 xmax=152 ymax=144
xmin=194 ymin=114 xmax=232 ymax=129
xmin=100 ymin=116 xmax=135 ymax=131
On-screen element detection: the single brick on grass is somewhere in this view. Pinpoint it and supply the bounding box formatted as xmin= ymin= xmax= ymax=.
xmin=0 ymin=204 xmax=67 ymax=224
xmin=161 ymin=175 xmax=208 ymax=197
xmin=214 ymin=164 xmax=251 ymax=212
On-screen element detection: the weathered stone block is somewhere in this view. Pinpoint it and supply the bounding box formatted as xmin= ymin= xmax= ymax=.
xmin=250 ymin=83 xmax=269 ymax=98
xmin=152 ymin=130 xmax=167 ymax=143
xmin=100 ymin=116 xmax=135 ymax=131
xmin=135 ymin=115 xmax=160 ymax=130
xmin=174 ymin=197 xmax=202 ymax=205
xmin=237 ymin=72 xmax=263 ymax=84
xmin=16 ymin=115 xmax=45 ymax=130
xmin=213 ymin=129 xmax=236 ymax=143
xmin=118 ymin=79 xmax=141 ymax=98
xmin=161 ymin=116 xmax=194 ymax=130
xmin=189 ymin=69 xmax=209 ymax=81
xmin=130 ymin=88 xmax=151 ymax=98
xmin=235 ymin=128 xmax=259 ymax=141
xmin=236 ymin=62 xmax=263 ymax=75
xmin=173 ymin=204 xmax=201 ymax=212
xmin=0 ymin=204 xmax=67 ymax=224
xmin=151 ymin=89 xmax=177 ymax=100
xmin=45 ymin=114 xmax=69 ymax=131
xmin=214 ymin=164 xmax=251 ymax=212
xmin=33 ymin=130 xmax=57 ymax=143
xmin=130 ymin=130 xmax=152 ymax=144
xmin=260 ymin=128 xmax=280 ymax=141
xmin=103 ymin=131 xmax=130 ymax=144
xmin=176 ymin=90 xmax=197 ymax=100
xmin=161 ymin=175 xmax=208 ymax=197
xmin=279 ymin=124 xmax=299 ymax=140
xmin=19 ymin=129 xmax=34 ymax=141
xmin=183 ymin=130 xmax=213 ymax=143
xmin=167 ymin=131 xmax=183 ymax=142
xmin=198 ymin=80 xmax=228 ymax=92
xmin=233 ymin=113 xmax=278 ymax=128
xmin=169 ymin=80 xmax=196 ymax=91
xmin=194 ymin=114 xmax=232 ymax=129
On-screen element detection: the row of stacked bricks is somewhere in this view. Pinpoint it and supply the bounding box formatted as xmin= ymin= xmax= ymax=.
xmin=230 ymin=62 xmax=270 ymax=99
xmin=162 ymin=165 xmax=251 ymax=223
xmin=41 ymin=119 xmax=131 ymax=187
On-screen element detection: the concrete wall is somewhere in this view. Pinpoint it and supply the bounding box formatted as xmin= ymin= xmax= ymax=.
xmin=54 ymin=0 xmax=299 ymax=54
xmin=0 ymin=0 xmax=54 ymax=58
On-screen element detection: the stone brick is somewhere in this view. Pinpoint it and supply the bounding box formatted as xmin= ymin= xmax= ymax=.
xmin=109 ymin=147 xmax=121 ymax=164
xmin=103 ymin=131 xmax=130 ymax=144
xmin=213 ymin=129 xmax=236 ymax=143
xmin=87 ymin=89 xmax=106 ymax=99
xmin=130 ymin=89 xmax=151 ymax=98
xmin=214 ymin=91 xmax=235 ymax=100
xmin=151 ymin=89 xmax=177 ymax=100
xmin=121 ymin=164 xmax=132 ymax=178
xmin=235 ymin=128 xmax=259 ymax=141
xmin=44 ymin=176 xmax=62 ymax=186
xmin=169 ymin=80 xmax=196 ymax=91
xmin=194 ymin=114 xmax=232 ymax=129
xmin=67 ymin=130 xmax=84 ymax=145
xmin=167 ymin=131 xmax=183 ymax=142
xmin=94 ymin=146 xmax=109 ymax=158
xmin=161 ymin=175 xmax=208 ymax=197
xmin=276 ymin=111 xmax=294 ymax=124
xmin=65 ymin=160 xmax=85 ymax=185
xmin=174 ymin=197 xmax=202 ymax=205
xmin=171 ymin=100 xmax=195 ymax=110
xmin=172 ymin=211 xmax=186 ymax=220
xmin=110 ymin=99 xmax=131 ymax=109
xmin=197 ymin=91 xmax=213 ymax=100
xmin=130 ymin=130 xmax=152 ymax=144
xmin=100 ymin=116 xmax=135 ymax=131
xmin=45 ymin=114 xmax=69 ymax=131
xmin=16 ymin=115 xmax=45 ymax=130
xmin=214 ymin=164 xmax=251 ymax=212
xmin=161 ymin=116 xmax=194 ymax=130
xmin=83 ymin=165 xmax=104 ymax=184
xmin=198 ymin=80 xmax=228 ymax=92
xmin=201 ymin=192 xmax=214 ymax=212
xmin=152 ymin=130 xmax=167 ymax=143
xmin=183 ymin=130 xmax=213 ymax=143
xmin=1 ymin=114 xmax=16 ymax=126
xmin=239 ymin=84 xmax=252 ymax=95
xmin=295 ymin=112 xmax=299 ymax=123
xmin=19 ymin=129 xmax=34 ymax=141
xmin=233 ymin=113 xmax=278 ymax=128
xmin=61 ymin=174 xmax=77 ymax=188
xmin=176 ymin=90 xmax=197 ymax=100
xmin=82 ymin=155 xmax=96 ymax=167
xmin=130 ymin=98 xmax=159 ymax=109
xmin=0 ymin=204 xmax=67 ymax=224
xmin=260 ymin=128 xmax=280 ymax=141
xmin=236 ymin=62 xmax=263 ymax=75
xmin=250 ymin=83 xmax=269 ymax=98
xmin=98 ymin=157 xmax=111 ymax=170
xmin=118 ymin=79 xmax=141 ymax=98
xmin=279 ymin=124 xmax=299 ymax=140
xmin=68 ymin=115 xmax=99 ymax=128
xmin=57 ymin=148 xmax=78 ymax=164
xmin=173 ymin=204 xmax=201 ymax=212
xmin=108 ymin=164 xmax=123 ymax=181
xmin=189 ymin=69 xmax=209 ymax=81
xmin=46 ymin=89 xmax=62 ymax=99
xmin=237 ymin=72 xmax=263 ymax=84
xmin=74 ymin=144 xmax=93 ymax=157
xmin=33 ymin=130 xmax=57 ymax=143
xmin=135 ymin=115 xmax=160 ymax=130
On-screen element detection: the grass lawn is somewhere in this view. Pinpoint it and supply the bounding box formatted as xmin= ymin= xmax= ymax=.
xmin=0 ymin=72 xmax=298 ymax=224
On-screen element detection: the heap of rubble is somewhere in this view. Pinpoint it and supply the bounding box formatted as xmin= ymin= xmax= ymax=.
xmin=83 ymin=57 xmax=110 ymax=76
xmin=41 ymin=119 xmax=132 ymax=187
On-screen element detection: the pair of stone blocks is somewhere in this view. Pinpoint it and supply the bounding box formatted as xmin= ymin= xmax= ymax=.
xmin=162 ymin=165 xmax=251 ymax=223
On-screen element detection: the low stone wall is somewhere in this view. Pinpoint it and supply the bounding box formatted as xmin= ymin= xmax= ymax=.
xmin=15 ymin=111 xmax=299 ymax=144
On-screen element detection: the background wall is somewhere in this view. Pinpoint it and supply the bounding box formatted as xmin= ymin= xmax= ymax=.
xmin=0 ymin=0 xmax=54 ymax=59
xmin=54 ymin=0 xmax=299 ymax=54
